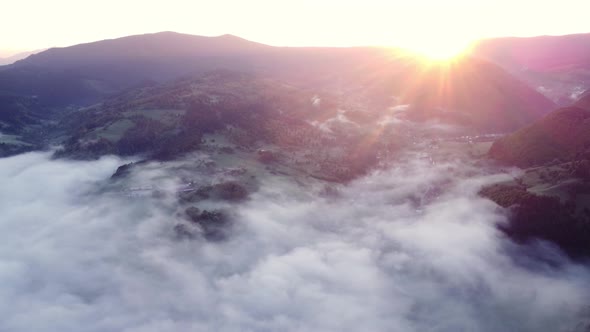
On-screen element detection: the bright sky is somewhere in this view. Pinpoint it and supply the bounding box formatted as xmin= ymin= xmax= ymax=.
xmin=1 ymin=0 xmax=589 ymax=57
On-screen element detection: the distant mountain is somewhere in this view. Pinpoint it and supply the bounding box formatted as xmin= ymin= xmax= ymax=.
xmin=489 ymin=92 xmax=590 ymax=167
xmin=0 ymin=32 xmax=388 ymax=106
xmin=474 ymin=33 xmax=590 ymax=104
xmin=16 ymin=32 xmax=267 ymax=66
xmin=475 ymin=34 xmax=590 ymax=72
xmin=0 ymin=49 xmax=45 ymax=66
xmin=0 ymin=32 xmax=272 ymax=105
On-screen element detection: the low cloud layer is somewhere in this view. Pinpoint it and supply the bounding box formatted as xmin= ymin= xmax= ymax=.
xmin=0 ymin=151 xmax=589 ymax=332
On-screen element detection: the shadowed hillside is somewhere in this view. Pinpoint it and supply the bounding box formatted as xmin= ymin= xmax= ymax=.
xmin=485 ymin=92 xmax=590 ymax=258
xmin=490 ymin=92 xmax=590 ymax=167
xmin=0 ymin=32 xmax=388 ymax=106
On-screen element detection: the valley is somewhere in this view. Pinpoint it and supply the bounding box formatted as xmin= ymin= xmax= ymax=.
xmin=1 ymin=30 xmax=590 ymax=332
xmin=1 ymin=32 xmax=589 ymax=259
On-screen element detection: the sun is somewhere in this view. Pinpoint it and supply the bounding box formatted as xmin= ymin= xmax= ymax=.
xmin=400 ymin=38 xmax=472 ymax=61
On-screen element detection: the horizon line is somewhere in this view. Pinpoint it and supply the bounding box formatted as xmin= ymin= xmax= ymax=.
xmin=2 ymin=29 xmax=590 ymax=57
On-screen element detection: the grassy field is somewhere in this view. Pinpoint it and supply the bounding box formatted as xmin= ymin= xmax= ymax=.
xmin=88 ymin=110 xmax=185 ymax=143
xmin=123 ymin=109 xmax=185 ymax=125
xmin=94 ymin=119 xmax=135 ymax=142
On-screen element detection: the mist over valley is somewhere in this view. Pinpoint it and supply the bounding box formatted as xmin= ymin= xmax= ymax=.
xmin=2 ymin=18 xmax=590 ymax=332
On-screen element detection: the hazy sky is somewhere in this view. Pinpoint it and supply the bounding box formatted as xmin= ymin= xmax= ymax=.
xmin=1 ymin=0 xmax=589 ymax=56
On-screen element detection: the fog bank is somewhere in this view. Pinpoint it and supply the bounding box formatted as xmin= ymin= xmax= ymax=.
xmin=0 ymin=152 xmax=588 ymax=332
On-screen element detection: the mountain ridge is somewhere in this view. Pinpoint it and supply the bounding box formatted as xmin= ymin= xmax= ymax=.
xmin=474 ymin=33 xmax=590 ymax=104
xmin=15 ymin=32 xmax=272 ymax=68
xmin=489 ymin=92 xmax=590 ymax=167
